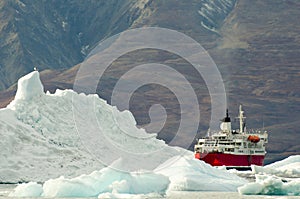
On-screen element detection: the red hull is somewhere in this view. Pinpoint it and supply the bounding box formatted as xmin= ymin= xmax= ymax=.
xmin=195 ymin=152 xmax=265 ymax=167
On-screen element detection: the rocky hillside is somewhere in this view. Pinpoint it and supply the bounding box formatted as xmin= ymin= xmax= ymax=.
xmin=0 ymin=0 xmax=299 ymax=164
xmin=215 ymin=0 xmax=300 ymax=163
xmin=0 ymin=0 xmax=149 ymax=89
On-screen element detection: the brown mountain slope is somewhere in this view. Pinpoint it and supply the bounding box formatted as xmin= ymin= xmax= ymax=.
xmin=0 ymin=0 xmax=149 ymax=90
xmin=214 ymin=0 xmax=300 ymax=163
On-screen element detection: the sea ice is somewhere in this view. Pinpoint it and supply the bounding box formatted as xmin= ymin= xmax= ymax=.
xmin=238 ymin=174 xmax=300 ymax=196
xmin=238 ymin=155 xmax=300 ymax=196
xmin=9 ymin=156 xmax=247 ymax=197
xmin=252 ymin=155 xmax=300 ymax=178
xmin=155 ymin=155 xmax=247 ymax=193
xmin=41 ymin=162 xmax=169 ymax=197
xmin=0 ymin=71 xmax=181 ymax=182
xmin=5 ymin=70 xmax=293 ymax=198
xmin=8 ymin=182 xmax=42 ymax=197
xmin=10 ymin=159 xmax=169 ymax=197
xmin=10 ymin=71 xmax=44 ymax=103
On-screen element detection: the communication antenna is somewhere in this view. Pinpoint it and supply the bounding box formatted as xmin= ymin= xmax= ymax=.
xmin=206 ymin=128 xmax=211 ymax=137
xmin=262 ymin=115 xmax=265 ymax=131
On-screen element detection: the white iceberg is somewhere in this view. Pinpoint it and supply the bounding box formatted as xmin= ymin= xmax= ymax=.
xmin=8 ymin=182 xmax=42 ymax=197
xmin=12 ymin=71 xmax=44 ymax=102
xmin=238 ymin=155 xmax=300 ymax=196
xmin=238 ymin=174 xmax=300 ymax=196
xmin=10 ymin=156 xmax=246 ymax=197
xmin=155 ymin=155 xmax=246 ymax=193
xmin=41 ymin=159 xmax=169 ymax=197
xmin=0 ymin=71 xmax=182 ymax=182
xmin=5 ymin=71 xmax=248 ymax=197
xmin=251 ymin=155 xmax=300 ymax=178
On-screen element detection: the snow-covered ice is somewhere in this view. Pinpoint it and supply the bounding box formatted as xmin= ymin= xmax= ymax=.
xmin=8 ymin=182 xmax=42 ymax=197
xmin=252 ymin=155 xmax=300 ymax=178
xmin=0 ymin=71 xmax=180 ymax=182
xmin=1 ymin=73 xmax=99 ymax=183
xmin=155 ymin=155 xmax=246 ymax=193
xmin=9 ymin=156 xmax=246 ymax=198
xmin=238 ymin=174 xmax=300 ymax=196
xmin=40 ymin=159 xmax=170 ymax=197
xmin=4 ymin=71 xmax=300 ymax=197
xmin=5 ymin=71 xmax=248 ymax=197
xmin=12 ymin=71 xmax=44 ymax=102
xmin=238 ymin=155 xmax=300 ymax=196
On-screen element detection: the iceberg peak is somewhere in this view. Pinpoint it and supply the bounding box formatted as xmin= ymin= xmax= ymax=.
xmin=14 ymin=71 xmax=44 ymax=101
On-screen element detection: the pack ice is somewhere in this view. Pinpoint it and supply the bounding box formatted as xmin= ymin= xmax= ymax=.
xmin=9 ymin=156 xmax=247 ymax=198
xmin=238 ymin=155 xmax=300 ymax=196
xmin=3 ymin=71 xmax=247 ymax=197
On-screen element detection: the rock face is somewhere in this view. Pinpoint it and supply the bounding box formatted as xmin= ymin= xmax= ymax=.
xmin=0 ymin=0 xmax=239 ymax=90
xmin=0 ymin=0 xmax=148 ymax=90
xmin=0 ymin=0 xmax=300 ymax=163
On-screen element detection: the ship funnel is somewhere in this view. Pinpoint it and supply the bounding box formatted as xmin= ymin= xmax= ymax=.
xmin=220 ymin=109 xmax=231 ymax=133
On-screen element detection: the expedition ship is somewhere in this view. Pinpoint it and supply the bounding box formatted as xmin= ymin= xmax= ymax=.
xmin=194 ymin=105 xmax=268 ymax=169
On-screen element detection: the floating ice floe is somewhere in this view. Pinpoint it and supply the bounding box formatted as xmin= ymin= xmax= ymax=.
xmin=8 ymin=182 xmax=42 ymax=197
xmin=238 ymin=155 xmax=300 ymax=196
xmin=40 ymin=159 xmax=170 ymax=198
xmin=155 ymin=155 xmax=246 ymax=193
xmin=252 ymin=155 xmax=300 ymax=178
xmin=238 ymin=174 xmax=300 ymax=196
xmin=9 ymin=156 xmax=247 ymax=198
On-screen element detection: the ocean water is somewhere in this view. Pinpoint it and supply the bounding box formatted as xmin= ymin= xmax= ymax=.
xmin=1 ymin=185 xmax=300 ymax=199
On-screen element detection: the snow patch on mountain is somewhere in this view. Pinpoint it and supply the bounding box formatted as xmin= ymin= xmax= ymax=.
xmin=198 ymin=0 xmax=237 ymax=32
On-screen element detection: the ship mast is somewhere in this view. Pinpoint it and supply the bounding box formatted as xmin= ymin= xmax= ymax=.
xmin=238 ymin=105 xmax=246 ymax=133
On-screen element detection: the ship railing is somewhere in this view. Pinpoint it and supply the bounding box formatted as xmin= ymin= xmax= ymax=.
xmin=244 ymin=129 xmax=268 ymax=134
